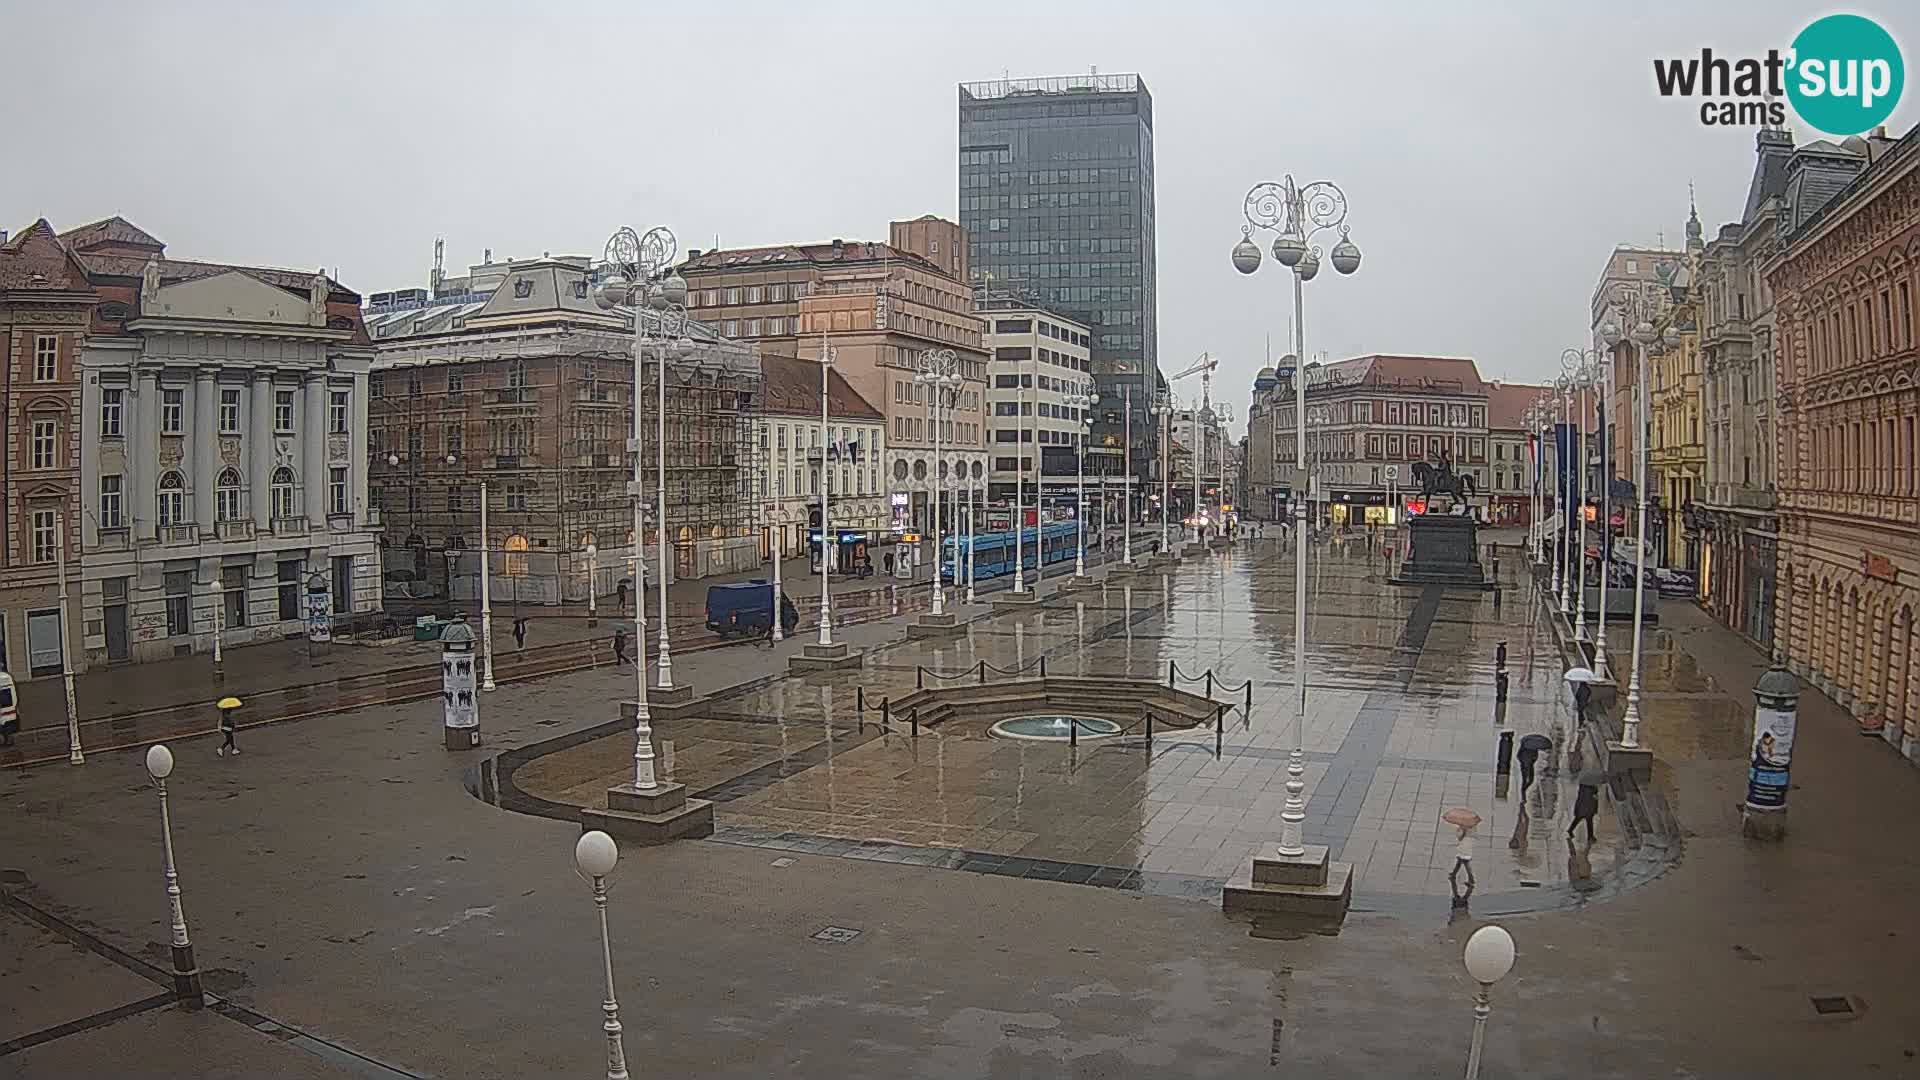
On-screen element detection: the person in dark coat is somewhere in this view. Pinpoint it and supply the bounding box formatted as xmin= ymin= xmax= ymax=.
xmin=612 ymin=626 xmax=630 ymax=666
xmin=616 ymin=580 xmax=630 ymax=614
xmin=780 ymin=592 xmax=799 ymax=636
xmin=1517 ymin=733 xmax=1552 ymax=795
xmin=1569 ymin=783 xmax=1601 ymax=844
xmin=512 ymin=617 xmax=528 ymax=651
xmin=215 ymin=697 xmax=242 ymax=758
xmin=1572 ymin=679 xmax=1593 ymax=724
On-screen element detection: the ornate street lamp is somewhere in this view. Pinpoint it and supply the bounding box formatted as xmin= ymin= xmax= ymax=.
xmin=1066 ymin=386 xmax=1099 ymax=576
xmin=1233 ymin=175 xmax=1362 ymax=859
xmin=594 ymin=223 xmax=690 ymax=786
xmin=144 ymin=744 xmax=203 ymax=1006
xmin=572 ymin=831 xmax=629 ymax=1080
xmin=915 ymin=349 xmax=961 ymax=616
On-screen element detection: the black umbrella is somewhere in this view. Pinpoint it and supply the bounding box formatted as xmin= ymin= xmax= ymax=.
xmin=1519 ymin=733 xmax=1553 ymax=755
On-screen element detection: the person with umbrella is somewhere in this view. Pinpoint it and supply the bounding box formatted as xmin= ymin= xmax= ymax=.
xmin=1517 ymin=733 xmax=1553 ymax=795
xmin=1564 ymin=665 xmax=1598 ymax=725
xmin=1569 ymin=768 xmax=1604 ymax=845
xmin=1444 ymin=807 xmax=1481 ymax=889
xmin=215 ymin=696 xmax=243 ymax=758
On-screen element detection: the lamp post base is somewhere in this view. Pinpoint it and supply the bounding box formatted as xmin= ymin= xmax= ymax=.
xmin=171 ymin=943 xmax=204 ymax=1008
xmin=908 ymin=612 xmax=965 ymax=639
xmin=1222 ymin=846 xmax=1353 ymax=921
xmin=1741 ymin=805 xmax=1788 ymax=841
xmin=443 ymin=726 xmax=482 ymax=751
xmin=582 ymin=782 xmax=715 ymax=845
xmin=1604 ymin=741 xmax=1652 ymax=782
xmin=789 ymin=641 xmax=866 ymax=672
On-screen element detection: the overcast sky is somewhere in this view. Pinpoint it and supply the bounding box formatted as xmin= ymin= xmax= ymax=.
xmin=4 ymin=1 xmax=1911 ymax=434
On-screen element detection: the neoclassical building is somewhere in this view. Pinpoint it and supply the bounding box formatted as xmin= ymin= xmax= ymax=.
xmin=65 ymin=218 xmax=382 ymax=666
xmin=1768 ymin=126 xmax=1920 ymax=762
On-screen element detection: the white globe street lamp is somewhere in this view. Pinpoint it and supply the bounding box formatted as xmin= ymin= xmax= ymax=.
xmin=916 ymin=349 xmax=961 ymax=617
xmin=1066 ymin=387 xmax=1098 ymax=577
xmin=1462 ymin=924 xmax=1517 ymax=1080
xmin=144 ymin=744 xmax=203 ymax=1006
xmin=572 ymin=831 xmax=629 ymax=1080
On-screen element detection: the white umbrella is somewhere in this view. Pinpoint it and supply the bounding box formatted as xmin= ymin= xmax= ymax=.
xmin=1563 ymin=666 xmax=1598 ymax=684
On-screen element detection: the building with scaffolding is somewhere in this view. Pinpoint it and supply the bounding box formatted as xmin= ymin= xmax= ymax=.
xmin=363 ymin=249 xmax=760 ymax=609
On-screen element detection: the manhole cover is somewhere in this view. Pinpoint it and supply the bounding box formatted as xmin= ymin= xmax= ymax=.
xmin=771 ymin=857 xmax=796 ymax=868
xmin=812 ymin=925 xmax=862 ymax=944
xmin=1810 ymin=995 xmax=1854 ymax=1016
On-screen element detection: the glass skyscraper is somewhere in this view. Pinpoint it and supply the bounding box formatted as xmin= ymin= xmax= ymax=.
xmin=958 ymin=73 xmax=1157 ymax=484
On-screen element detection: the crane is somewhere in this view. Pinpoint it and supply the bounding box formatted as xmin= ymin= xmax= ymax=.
xmin=1158 ymin=352 xmax=1218 ymax=549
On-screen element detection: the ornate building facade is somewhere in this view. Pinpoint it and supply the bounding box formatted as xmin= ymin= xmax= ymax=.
xmin=66 ymin=218 xmax=383 ymax=666
xmin=1649 ymin=209 xmax=1706 ymax=573
xmin=1769 ymin=126 xmax=1920 ymax=761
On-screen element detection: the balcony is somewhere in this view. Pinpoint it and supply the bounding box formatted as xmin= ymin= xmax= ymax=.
xmin=161 ymin=524 xmax=199 ymax=545
xmin=217 ymin=520 xmax=254 ymax=541
xmin=272 ymin=516 xmax=310 ymax=537
xmin=484 ymin=387 xmax=537 ymax=408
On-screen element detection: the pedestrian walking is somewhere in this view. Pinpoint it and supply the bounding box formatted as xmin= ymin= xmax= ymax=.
xmin=1443 ymin=807 xmax=1480 ymax=889
xmin=1517 ymin=733 xmax=1552 ymax=795
xmin=616 ymin=579 xmax=630 ymax=614
xmin=612 ymin=626 xmax=631 ymax=667
xmin=1569 ymin=782 xmax=1601 ymax=844
xmin=215 ymin=695 xmax=243 ymax=757
xmin=512 ymin=617 xmax=528 ymax=651
xmin=1572 ymin=679 xmax=1593 ymax=725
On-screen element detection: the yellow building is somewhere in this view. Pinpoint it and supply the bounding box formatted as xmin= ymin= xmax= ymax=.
xmin=1648 ymin=201 xmax=1707 ymax=572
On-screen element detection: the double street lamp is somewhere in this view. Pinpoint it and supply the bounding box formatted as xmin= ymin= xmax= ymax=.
xmin=1563 ymin=348 xmax=1605 ymax=662
xmin=1232 ymin=174 xmax=1363 ymax=858
xmin=1553 ymin=372 xmax=1577 ymax=616
xmin=1600 ymin=313 xmax=1680 ymax=750
xmin=1152 ymin=390 xmax=1174 ymax=555
xmin=595 ymin=223 xmax=692 ymax=789
xmin=915 ymin=349 xmax=961 ymax=616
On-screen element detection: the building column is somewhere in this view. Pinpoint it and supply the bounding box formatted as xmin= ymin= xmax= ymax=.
xmin=135 ymin=370 xmax=160 ymax=540
xmin=251 ymin=375 xmax=274 ymax=529
xmin=303 ymin=373 xmax=327 ymax=524
xmin=194 ymin=372 xmax=217 ymax=532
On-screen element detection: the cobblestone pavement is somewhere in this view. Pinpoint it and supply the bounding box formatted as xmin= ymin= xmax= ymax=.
xmin=506 ymin=536 xmax=1637 ymax=913
xmin=4 ymin=536 xmax=1919 ymax=1078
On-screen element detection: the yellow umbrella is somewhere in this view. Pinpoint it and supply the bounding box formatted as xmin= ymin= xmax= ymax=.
xmin=217 ymin=697 xmax=243 ymax=711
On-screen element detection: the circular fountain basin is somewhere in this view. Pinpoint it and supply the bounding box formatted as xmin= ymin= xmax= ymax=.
xmin=990 ymin=714 xmax=1123 ymax=741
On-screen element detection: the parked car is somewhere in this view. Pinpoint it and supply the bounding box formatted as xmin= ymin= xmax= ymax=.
xmin=704 ymin=581 xmax=798 ymax=638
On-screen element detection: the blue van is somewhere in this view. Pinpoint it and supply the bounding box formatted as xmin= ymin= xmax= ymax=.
xmin=705 ymin=580 xmax=799 ymax=638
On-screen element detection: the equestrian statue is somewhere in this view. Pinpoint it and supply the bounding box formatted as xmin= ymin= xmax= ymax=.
xmin=1410 ymin=454 xmax=1476 ymax=504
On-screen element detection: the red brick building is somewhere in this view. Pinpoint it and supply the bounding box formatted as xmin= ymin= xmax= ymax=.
xmin=0 ymin=221 xmax=95 ymax=681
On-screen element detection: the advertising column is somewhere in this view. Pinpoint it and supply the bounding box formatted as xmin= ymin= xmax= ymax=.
xmin=1742 ymin=663 xmax=1799 ymax=840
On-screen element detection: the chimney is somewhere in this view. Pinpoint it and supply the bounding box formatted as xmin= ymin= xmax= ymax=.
xmin=0 ymin=229 xmax=8 ymax=244
xmin=831 ymin=238 xmax=845 ymax=258
xmin=686 ymin=248 xmax=702 ymax=260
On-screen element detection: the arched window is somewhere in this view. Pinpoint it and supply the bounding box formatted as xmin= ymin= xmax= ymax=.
xmin=270 ymin=467 xmax=297 ymax=520
xmin=215 ymin=467 xmax=244 ymax=522
xmin=504 ymin=533 xmax=530 ymax=578
xmin=158 ymin=471 xmax=186 ymax=526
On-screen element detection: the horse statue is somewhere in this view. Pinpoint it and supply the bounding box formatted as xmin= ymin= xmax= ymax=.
xmin=1410 ymin=457 xmax=1477 ymax=503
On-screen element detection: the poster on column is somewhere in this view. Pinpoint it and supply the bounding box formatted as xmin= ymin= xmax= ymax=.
xmin=1744 ymin=704 xmax=1795 ymax=810
xmin=443 ymin=654 xmax=479 ymax=730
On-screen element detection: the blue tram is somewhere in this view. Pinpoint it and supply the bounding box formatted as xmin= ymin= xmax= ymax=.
xmin=941 ymin=522 xmax=1080 ymax=581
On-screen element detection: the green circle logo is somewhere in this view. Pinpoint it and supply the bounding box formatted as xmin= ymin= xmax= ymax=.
xmin=1787 ymin=14 xmax=1904 ymax=136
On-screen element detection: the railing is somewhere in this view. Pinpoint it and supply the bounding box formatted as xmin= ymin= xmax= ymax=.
xmin=1166 ymin=661 xmax=1254 ymax=720
xmin=914 ymin=656 xmax=1047 ymax=690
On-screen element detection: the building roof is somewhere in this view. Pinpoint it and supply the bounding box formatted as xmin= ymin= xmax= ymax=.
xmin=759 ymin=353 xmax=882 ymax=422
xmin=1484 ymin=382 xmax=1553 ymax=432
xmin=682 ymin=240 xmax=942 ymax=277
xmin=0 ymin=219 xmax=94 ymax=292
xmin=58 ymin=215 xmax=166 ymax=256
xmin=1315 ymin=354 xmax=1488 ymax=394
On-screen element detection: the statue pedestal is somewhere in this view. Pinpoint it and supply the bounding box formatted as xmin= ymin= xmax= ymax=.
xmin=1389 ymin=513 xmax=1488 ymax=588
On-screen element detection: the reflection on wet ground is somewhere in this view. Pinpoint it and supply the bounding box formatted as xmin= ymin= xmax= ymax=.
xmin=501 ymin=536 xmax=1684 ymax=915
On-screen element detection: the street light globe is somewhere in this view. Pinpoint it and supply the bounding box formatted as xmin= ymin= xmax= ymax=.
xmin=1662 ymin=326 xmax=1682 ymax=348
xmin=145 ymin=743 xmax=175 ymax=780
xmin=1631 ymin=319 xmax=1657 ymax=346
xmin=1463 ymin=924 xmax=1516 ymax=985
xmin=1600 ymin=321 xmax=1622 ymax=347
xmin=594 ymin=278 xmax=629 ymax=312
xmin=387 ymin=453 xmax=400 ymax=467
xmin=1329 ymin=230 xmax=1362 ymax=275
xmin=1231 ymin=234 xmax=1262 ymax=275
xmin=574 ymin=830 xmax=619 ymax=878
xmin=585 ymin=543 xmax=596 ymax=558
xmin=1296 ymin=248 xmax=1322 ymax=282
xmin=662 ymin=274 xmax=689 ymax=307
xmin=1271 ymin=230 xmax=1307 ymax=267
xmin=211 ymin=579 xmax=224 ymax=594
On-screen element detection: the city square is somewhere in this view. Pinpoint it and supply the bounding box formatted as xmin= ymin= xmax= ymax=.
xmin=6 ymin=5 xmax=1920 ymax=1078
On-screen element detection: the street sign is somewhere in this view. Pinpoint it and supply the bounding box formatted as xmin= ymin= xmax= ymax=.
xmin=1383 ymin=465 xmax=1399 ymax=481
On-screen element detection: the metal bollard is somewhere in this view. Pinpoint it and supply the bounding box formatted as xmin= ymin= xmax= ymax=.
xmin=911 ymin=711 xmax=919 ymax=738
xmin=1167 ymin=661 xmax=1176 ymax=689
xmin=857 ymin=686 xmax=865 ymax=732
xmin=1496 ymin=729 xmax=1514 ymax=775
xmin=1146 ymin=711 xmax=1154 ymax=748
xmin=1244 ymin=681 xmax=1253 ymax=721
xmin=1070 ymin=717 xmax=1078 ymax=747
xmin=1205 ymin=671 xmax=1215 ymax=697
xmin=1215 ymin=709 xmax=1224 ymax=758
xmin=881 ymin=698 xmax=891 ymax=731
xmin=1040 ymin=656 xmax=1048 ymax=678
xmin=977 ymin=660 xmax=986 ymax=684
xmin=917 ymin=667 xmax=925 ymax=690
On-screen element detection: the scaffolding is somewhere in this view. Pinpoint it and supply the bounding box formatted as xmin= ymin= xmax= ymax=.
xmin=369 ymin=316 xmax=760 ymax=608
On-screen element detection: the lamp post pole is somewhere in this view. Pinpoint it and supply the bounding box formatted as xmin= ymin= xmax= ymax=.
xmin=964 ymin=468 xmax=977 ymax=603
xmin=1556 ymin=373 xmax=1577 ymax=615
xmin=55 ymin=517 xmax=82 ymax=764
xmin=1594 ymin=338 xmax=1617 ymax=679
xmin=1154 ymin=390 xmax=1172 ymax=557
xmin=1068 ymin=387 xmax=1096 ymax=576
xmin=594 ymin=225 xmax=687 ymax=785
xmin=210 ymin=578 xmax=225 ymax=682
xmin=1121 ymin=386 xmax=1134 ymax=565
xmin=1234 ymin=174 xmax=1363 ymax=858
xmin=1615 ymin=318 xmax=1672 ymax=748
xmin=585 ymin=543 xmax=598 ymax=626
xmin=143 ymin=745 xmax=203 ymax=1006
xmin=572 ymin=832 xmax=629 ymax=1080
xmin=478 ymin=481 xmax=497 ymax=691
xmin=916 ymin=349 xmax=959 ymax=616
xmin=1564 ymin=349 xmax=1599 ymax=641
xmin=817 ymin=334 xmax=836 ymax=646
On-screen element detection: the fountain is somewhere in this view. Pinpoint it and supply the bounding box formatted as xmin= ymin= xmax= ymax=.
xmin=990 ymin=714 xmax=1123 ymax=741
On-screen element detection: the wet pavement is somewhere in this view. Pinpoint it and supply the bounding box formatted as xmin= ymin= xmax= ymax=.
xmin=502 ymin=534 xmax=1644 ymax=915
xmin=5 ymin=532 xmax=1920 ymax=1078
